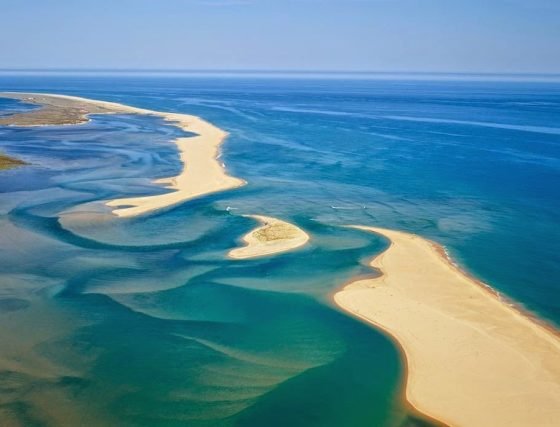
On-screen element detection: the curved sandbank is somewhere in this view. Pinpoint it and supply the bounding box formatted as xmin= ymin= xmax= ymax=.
xmin=334 ymin=226 xmax=560 ymax=427
xmin=228 ymin=215 xmax=310 ymax=259
xmin=0 ymin=92 xmax=245 ymax=217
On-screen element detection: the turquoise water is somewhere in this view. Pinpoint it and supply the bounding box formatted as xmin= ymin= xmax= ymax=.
xmin=0 ymin=75 xmax=559 ymax=426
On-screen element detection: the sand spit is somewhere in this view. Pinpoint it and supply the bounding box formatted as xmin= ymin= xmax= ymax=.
xmin=228 ymin=215 xmax=310 ymax=259
xmin=0 ymin=92 xmax=245 ymax=217
xmin=334 ymin=226 xmax=560 ymax=427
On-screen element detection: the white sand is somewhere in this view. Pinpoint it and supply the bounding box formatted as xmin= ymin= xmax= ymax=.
xmin=334 ymin=226 xmax=560 ymax=427
xmin=228 ymin=215 xmax=309 ymax=259
xmin=106 ymin=112 xmax=245 ymax=217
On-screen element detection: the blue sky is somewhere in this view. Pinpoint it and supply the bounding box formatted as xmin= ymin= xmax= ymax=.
xmin=1 ymin=0 xmax=559 ymax=73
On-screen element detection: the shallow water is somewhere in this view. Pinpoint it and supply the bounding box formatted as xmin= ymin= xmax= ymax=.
xmin=0 ymin=75 xmax=559 ymax=426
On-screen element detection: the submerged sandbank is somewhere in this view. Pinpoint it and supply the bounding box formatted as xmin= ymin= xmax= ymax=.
xmin=228 ymin=215 xmax=309 ymax=259
xmin=0 ymin=92 xmax=245 ymax=217
xmin=334 ymin=226 xmax=560 ymax=427
xmin=0 ymin=152 xmax=26 ymax=170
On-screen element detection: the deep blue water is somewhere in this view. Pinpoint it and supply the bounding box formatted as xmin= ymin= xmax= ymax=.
xmin=0 ymin=75 xmax=558 ymax=426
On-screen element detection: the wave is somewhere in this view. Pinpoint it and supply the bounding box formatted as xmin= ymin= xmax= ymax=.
xmin=271 ymin=106 xmax=366 ymax=118
xmin=384 ymin=115 xmax=560 ymax=135
xmin=331 ymin=205 xmax=367 ymax=210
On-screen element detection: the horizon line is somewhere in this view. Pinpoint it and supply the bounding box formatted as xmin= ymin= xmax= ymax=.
xmin=1 ymin=68 xmax=560 ymax=76
xmin=1 ymin=68 xmax=560 ymax=82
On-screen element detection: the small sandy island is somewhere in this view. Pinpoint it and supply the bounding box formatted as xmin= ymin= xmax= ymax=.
xmin=334 ymin=226 xmax=560 ymax=427
xmin=228 ymin=215 xmax=310 ymax=259
xmin=0 ymin=92 xmax=245 ymax=217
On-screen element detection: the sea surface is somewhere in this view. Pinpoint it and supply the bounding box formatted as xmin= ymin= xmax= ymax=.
xmin=0 ymin=74 xmax=558 ymax=426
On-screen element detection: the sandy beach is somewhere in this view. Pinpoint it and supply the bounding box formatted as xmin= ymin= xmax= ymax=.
xmin=334 ymin=225 xmax=560 ymax=427
xmin=228 ymin=215 xmax=310 ymax=259
xmin=0 ymin=92 xmax=245 ymax=217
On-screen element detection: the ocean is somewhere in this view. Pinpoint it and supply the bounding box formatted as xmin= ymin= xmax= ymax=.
xmin=0 ymin=74 xmax=558 ymax=426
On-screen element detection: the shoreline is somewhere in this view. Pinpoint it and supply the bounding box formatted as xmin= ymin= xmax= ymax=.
xmin=0 ymin=92 xmax=246 ymax=217
xmin=334 ymin=225 xmax=560 ymax=427
xmin=228 ymin=215 xmax=310 ymax=259
xmin=4 ymin=91 xmax=560 ymax=426
xmin=431 ymin=240 xmax=560 ymax=342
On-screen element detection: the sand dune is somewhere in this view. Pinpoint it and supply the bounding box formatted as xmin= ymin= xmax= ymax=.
xmin=334 ymin=225 xmax=560 ymax=427
xmin=228 ymin=215 xmax=309 ymax=259
xmin=0 ymin=92 xmax=245 ymax=217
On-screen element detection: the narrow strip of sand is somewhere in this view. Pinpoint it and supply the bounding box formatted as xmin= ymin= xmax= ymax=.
xmin=0 ymin=92 xmax=245 ymax=217
xmin=228 ymin=215 xmax=309 ymax=259
xmin=334 ymin=226 xmax=560 ymax=427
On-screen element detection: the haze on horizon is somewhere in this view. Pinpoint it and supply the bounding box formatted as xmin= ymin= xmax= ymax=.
xmin=1 ymin=0 xmax=559 ymax=74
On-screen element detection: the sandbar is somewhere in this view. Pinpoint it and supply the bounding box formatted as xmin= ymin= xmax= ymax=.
xmin=334 ymin=225 xmax=560 ymax=427
xmin=228 ymin=215 xmax=310 ymax=259
xmin=0 ymin=152 xmax=26 ymax=170
xmin=0 ymin=92 xmax=245 ymax=217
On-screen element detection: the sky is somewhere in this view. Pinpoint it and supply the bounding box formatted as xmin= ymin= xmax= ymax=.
xmin=1 ymin=0 xmax=559 ymax=73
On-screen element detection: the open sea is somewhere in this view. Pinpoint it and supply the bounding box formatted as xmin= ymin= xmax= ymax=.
xmin=0 ymin=74 xmax=558 ymax=426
